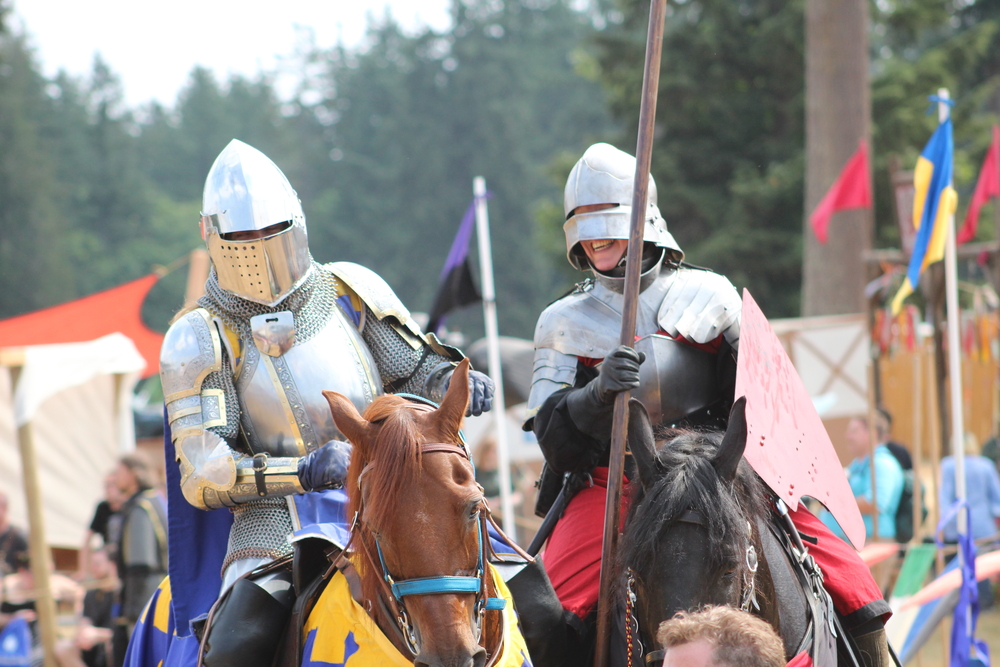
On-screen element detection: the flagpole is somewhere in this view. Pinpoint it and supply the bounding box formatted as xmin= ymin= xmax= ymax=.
xmin=939 ymin=89 xmax=972 ymax=655
xmin=938 ymin=89 xmax=967 ymax=538
xmin=473 ymin=176 xmax=517 ymax=543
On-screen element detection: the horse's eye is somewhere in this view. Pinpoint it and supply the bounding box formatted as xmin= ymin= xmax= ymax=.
xmin=722 ymin=568 xmax=737 ymax=579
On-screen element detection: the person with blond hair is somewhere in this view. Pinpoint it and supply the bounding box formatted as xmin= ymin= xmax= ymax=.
xmin=656 ymin=606 xmax=785 ymax=667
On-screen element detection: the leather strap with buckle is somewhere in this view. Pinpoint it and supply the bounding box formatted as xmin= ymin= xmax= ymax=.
xmin=252 ymin=453 xmax=269 ymax=496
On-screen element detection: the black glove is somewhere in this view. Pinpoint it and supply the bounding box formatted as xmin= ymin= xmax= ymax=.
xmin=297 ymin=440 xmax=352 ymax=492
xmin=443 ymin=369 xmax=495 ymax=416
xmin=585 ymin=345 xmax=646 ymax=404
xmin=565 ymin=345 xmax=645 ymax=432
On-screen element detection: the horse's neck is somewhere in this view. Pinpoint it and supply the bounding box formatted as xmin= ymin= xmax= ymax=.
xmin=757 ymin=514 xmax=812 ymax=660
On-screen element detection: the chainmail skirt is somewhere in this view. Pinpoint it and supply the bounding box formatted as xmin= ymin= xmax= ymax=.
xmin=222 ymin=497 xmax=294 ymax=576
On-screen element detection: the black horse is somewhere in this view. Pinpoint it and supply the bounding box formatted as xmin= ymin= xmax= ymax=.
xmin=618 ymin=397 xmax=844 ymax=665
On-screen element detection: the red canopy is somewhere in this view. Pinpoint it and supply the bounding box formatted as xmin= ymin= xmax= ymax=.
xmin=0 ymin=274 xmax=164 ymax=378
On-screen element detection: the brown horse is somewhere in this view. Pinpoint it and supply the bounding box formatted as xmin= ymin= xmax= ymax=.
xmin=321 ymin=359 xmax=510 ymax=667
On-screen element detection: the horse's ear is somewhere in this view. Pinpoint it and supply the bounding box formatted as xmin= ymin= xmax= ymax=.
xmin=435 ymin=358 xmax=470 ymax=436
xmin=713 ymin=396 xmax=748 ymax=482
xmin=627 ymin=398 xmax=661 ymax=491
xmin=323 ymin=391 xmax=375 ymax=448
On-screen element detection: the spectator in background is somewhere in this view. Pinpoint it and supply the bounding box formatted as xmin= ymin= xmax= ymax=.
xmin=112 ymin=454 xmax=167 ymax=665
xmin=2 ymin=552 xmax=82 ymax=666
xmin=76 ymin=475 xmax=127 ymax=581
xmin=940 ymin=433 xmax=1000 ymax=542
xmin=56 ymin=548 xmax=117 ymax=667
xmin=822 ymin=416 xmax=904 ymax=541
xmin=0 ymin=491 xmax=28 ymax=578
xmin=981 ymin=433 xmax=1000 ymax=472
xmin=656 ymin=606 xmax=786 ymax=667
xmin=876 ymin=408 xmax=912 ymax=472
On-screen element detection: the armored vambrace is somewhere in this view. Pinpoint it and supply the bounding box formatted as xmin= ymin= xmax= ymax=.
xmin=162 ymin=309 xmax=308 ymax=510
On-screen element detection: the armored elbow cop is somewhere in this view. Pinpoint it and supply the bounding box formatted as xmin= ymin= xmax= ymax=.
xmin=161 ymin=309 xmax=306 ymax=510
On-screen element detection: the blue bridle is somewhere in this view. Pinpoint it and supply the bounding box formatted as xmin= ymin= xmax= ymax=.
xmin=372 ymin=508 xmax=506 ymax=611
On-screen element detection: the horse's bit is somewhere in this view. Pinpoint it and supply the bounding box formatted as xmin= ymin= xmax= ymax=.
xmin=353 ymin=433 xmax=506 ymax=656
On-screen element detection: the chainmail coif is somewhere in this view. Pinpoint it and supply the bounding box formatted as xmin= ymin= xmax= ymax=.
xmin=199 ymin=261 xmax=338 ymax=345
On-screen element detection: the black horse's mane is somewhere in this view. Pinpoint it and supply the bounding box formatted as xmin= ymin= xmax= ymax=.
xmin=619 ymin=428 xmax=768 ymax=580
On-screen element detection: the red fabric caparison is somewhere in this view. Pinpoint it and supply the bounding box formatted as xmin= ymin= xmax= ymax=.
xmin=541 ymin=470 xmax=887 ymax=623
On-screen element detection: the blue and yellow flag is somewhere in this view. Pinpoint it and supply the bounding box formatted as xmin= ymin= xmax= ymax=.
xmin=891 ymin=118 xmax=959 ymax=314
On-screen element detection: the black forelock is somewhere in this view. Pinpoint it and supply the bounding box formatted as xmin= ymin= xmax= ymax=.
xmin=619 ymin=429 xmax=767 ymax=582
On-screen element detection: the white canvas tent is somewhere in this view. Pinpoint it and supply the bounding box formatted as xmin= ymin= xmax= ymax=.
xmin=0 ymin=334 xmax=144 ymax=548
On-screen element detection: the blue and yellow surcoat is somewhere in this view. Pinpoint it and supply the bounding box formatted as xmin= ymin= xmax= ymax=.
xmin=303 ymin=565 xmax=533 ymax=667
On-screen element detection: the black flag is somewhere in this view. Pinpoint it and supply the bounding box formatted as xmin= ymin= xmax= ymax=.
xmin=427 ymin=200 xmax=481 ymax=333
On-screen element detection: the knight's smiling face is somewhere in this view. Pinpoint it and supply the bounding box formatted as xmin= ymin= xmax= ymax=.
xmin=583 ymin=238 xmax=628 ymax=271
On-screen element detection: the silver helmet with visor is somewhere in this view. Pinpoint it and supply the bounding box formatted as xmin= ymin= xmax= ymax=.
xmin=563 ymin=142 xmax=683 ymax=273
xmin=201 ymin=139 xmax=311 ymax=306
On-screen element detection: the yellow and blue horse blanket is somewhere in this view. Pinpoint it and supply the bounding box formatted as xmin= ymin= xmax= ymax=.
xmin=302 ymin=565 xmax=533 ymax=667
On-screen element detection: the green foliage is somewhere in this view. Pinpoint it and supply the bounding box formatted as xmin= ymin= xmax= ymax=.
xmin=9 ymin=0 xmax=994 ymax=340
xmin=0 ymin=29 xmax=74 ymax=316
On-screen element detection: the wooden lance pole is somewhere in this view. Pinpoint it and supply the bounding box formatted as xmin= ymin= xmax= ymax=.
xmin=593 ymin=1 xmax=668 ymax=665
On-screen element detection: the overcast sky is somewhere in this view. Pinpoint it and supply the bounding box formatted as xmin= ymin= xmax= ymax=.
xmin=11 ymin=0 xmax=452 ymax=108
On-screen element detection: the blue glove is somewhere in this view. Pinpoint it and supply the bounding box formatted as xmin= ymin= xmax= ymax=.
xmin=444 ymin=369 xmax=495 ymax=416
xmin=297 ymin=440 xmax=352 ymax=492
xmin=467 ymin=370 xmax=495 ymax=416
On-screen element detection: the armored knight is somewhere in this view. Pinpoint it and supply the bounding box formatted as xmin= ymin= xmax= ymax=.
xmin=159 ymin=139 xmax=493 ymax=667
xmin=524 ymin=143 xmax=892 ymax=667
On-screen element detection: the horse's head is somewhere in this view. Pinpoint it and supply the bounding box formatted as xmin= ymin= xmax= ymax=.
xmin=323 ymin=359 xmax=496 ymax=667
xmin=620 ymin=397 xmax=768 ymax=651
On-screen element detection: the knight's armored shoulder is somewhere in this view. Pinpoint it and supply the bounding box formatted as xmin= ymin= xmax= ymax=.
xmin=658 ymin=266 xmax=741 ymax=347
xmin=533 ymin=285 xmax=619 ymax=358
xmin=327 ymin=261 xmax=424 ymax=344
xmin=327 ymin=261 xmax=461 ymax=360
xmin=160 ymin=308 xmax=222 ymax=402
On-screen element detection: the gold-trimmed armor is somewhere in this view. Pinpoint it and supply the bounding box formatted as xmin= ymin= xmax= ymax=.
xmin=162 ymin=263 xmax=461 ymax=511
xmin=162 ymin=261 xmax=462 ymax=580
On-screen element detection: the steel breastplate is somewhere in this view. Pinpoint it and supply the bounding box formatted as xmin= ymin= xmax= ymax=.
xmin=633 ymin=334 xmax=719 ymax=427
xmin=235 ymin=306 xmax=381 ymax=457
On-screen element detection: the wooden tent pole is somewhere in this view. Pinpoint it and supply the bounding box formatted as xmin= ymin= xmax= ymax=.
xmin=867 ymin=363 xmax=880 ymax=540
xmin=911 ymin=349 xmax=924 ymax=541
xmin=926 ymin=338 xmax=942 ymax=534
xmin=9 ymin=364 xmax=59 ymax=667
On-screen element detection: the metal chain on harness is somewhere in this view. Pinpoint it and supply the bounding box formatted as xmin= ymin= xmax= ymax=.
xmin=624 ymin=569 xmax=642 ymax=667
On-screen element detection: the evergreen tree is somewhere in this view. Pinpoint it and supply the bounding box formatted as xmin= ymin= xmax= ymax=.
xmin=0 ymin=11 xmax=74 ymax=317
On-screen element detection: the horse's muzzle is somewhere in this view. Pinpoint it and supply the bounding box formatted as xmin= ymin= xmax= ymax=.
xmin=414 ymin=646 xmax=486 ymax=667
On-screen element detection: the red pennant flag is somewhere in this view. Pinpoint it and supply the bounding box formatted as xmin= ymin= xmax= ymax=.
xmin=957 ymin=125 xmax=1000 ymax=244
xmin=809 ymin=139 xmax=872 ymax=244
